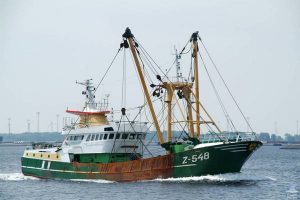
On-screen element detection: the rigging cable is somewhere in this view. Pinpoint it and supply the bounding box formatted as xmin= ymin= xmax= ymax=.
xmin=134 ymin=37 xmax=223 ymax=140
xmin=198 ymin=50 xmax=237 ymax=133
xmin=123 ymin=114 xmax=153 ymax=157
xmin=94 ymin=47 xmax=122 ymax=93
xmin=199 ymin=38 xmax=255 ymax=134
xmin=64 ymin=47 xmax=122 ymax=138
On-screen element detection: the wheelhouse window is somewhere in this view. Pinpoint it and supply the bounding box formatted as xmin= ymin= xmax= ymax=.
xmin=122 ymin=133 xmax=128 ymax=139
xmin=116 ymin=133 xmax=121 ymax=139
xmin=109 ymin=133 xmax=114 ymax=140
xmin=95 ymin=134 xmax=99 ymax=140
xmin=86 ymin=135 xmax=91 ymax=141
xmin=91 ymin=134 xmax=95 ymax=141
xmin=99 ymin=134 xmax=103 ymax=140
xmin=129 ymin=134 xmax=136 ymax=140
xmin=104 ymin=127 xmax=114 ymax=131
xmin=137 ymin=134 xmax=142 ymax=140
xmin=75 ymin=136 xmax=80 ymax=140
xmin=103 ymin=134 xmax=108 ymax=140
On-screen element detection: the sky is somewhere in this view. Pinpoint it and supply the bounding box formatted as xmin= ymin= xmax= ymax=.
xmin=0 ymin=0 xmax=299 ymax=135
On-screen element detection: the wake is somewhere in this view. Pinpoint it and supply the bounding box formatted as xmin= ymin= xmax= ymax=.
xmin=149 ymin=173 xmax=276 ymax=183
xmin=0 ymin=173 xmax=39 ymax=181
xmin=0 ymin=172 xmax=275 ymax=184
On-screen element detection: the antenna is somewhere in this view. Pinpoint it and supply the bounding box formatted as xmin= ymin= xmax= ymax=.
xmin=174 ymin=47 xmax=182 ymax=82
xmin=105 ymin=94 xmax=110 ymax=109
xmin=76 ymin=79 xmax=97 ymax=111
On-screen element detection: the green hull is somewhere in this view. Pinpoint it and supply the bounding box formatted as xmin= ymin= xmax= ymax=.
xmin=21 ymin=141 xmax=262 ymax=182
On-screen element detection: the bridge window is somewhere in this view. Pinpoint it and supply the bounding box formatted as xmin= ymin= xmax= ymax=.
xmin=86 ymin=135 xmax=91 ymax=141
xmin=74 ymin=136 xmax=81 ymax=140
xmin=116 ymin=133 xmax=120 ymax=139
xmin=91 ymin=134 xmax=95 ymax=141
xmin=122 ymin=134 xmax=128 ymax=139
xmin=95 ymin=134 xmax=99 ymax=140
xmin=129 ymin=134 xmax=136 ymax=140
xmin=99 ymin=134 xmax=103 ymax=140
xmin=109 ymin=133 xmax=114 ymax=140
xmin=103 ymin=134 xmax=108 ymax=140
xmin=137 ymin=134 xmax=142 ymax=139
xmin=104 ymin=127 xmax=114 ymax=131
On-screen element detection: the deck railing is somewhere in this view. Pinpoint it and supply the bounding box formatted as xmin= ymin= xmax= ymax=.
xmin=200 ymin=132 xmax=257 ymax=143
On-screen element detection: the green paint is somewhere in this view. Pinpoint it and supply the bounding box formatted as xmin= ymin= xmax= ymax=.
xmin=169 ymin=143 xmax=193 ymax=153
xmin=72 ymin=153 xmax=138 ymax=163
xmin=21 ymin=141 xmax=262 ymax=181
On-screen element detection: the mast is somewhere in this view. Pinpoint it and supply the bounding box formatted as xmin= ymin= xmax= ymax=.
xmin=76 ymin=79 xmax=97 ymax=111
xmin=182 ymin=87 xmax=195 ymax=137
xmin=164 ymin=83 xmax=173 ymax=142
xmin=191 ymin=32 xmax=201 ymax=139
xmin=175 ymin=48 xmax=182 ymax=82
xmin=122 ymin=28 xmax=164 ymax=145
xmin=66 ymin=79 xmax=110 ymax=127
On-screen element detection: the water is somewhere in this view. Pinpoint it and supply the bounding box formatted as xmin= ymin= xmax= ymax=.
xmin=0 ymin=146 xmax=299 ymax=200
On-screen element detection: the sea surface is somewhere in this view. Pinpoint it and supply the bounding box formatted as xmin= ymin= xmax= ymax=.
xmin=0 ymin=145 xmax=299 ymax=200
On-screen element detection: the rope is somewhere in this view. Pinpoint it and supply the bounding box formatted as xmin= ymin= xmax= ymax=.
xmin=63 ymin=48 xmax=122 ymax=139
xmin=199 ymin=38 xmax=255 ymax=134
xmin=94 ymin=48 xmax=122 ymax=93
xmin=198 ymin=50 xmax=237 ymax=132
xmin=123 ymin=114 xmax=153 ymax=157
xmin=108 ymin=114 xmax=123 ymax=162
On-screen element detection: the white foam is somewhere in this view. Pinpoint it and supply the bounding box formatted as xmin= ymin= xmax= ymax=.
xmin=0 ymin=173 xmax=113 ymax=183
xmin=149 ymin=173 xmax=276 ymax=183
xmin=0 ymin=172 xmax=275 ymax=183
xmin=0 ymin=173 xmax=39 ymax=181
xmin=70 ymin=179 xmax=115 ymax=184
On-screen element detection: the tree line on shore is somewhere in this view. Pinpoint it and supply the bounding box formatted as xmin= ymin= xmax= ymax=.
xmin=258 ymin=132 xmax=300 ymax=143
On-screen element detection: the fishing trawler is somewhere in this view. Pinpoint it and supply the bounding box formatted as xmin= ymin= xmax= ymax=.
xmin=21 ymin=28 xmax=262 ymax=182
